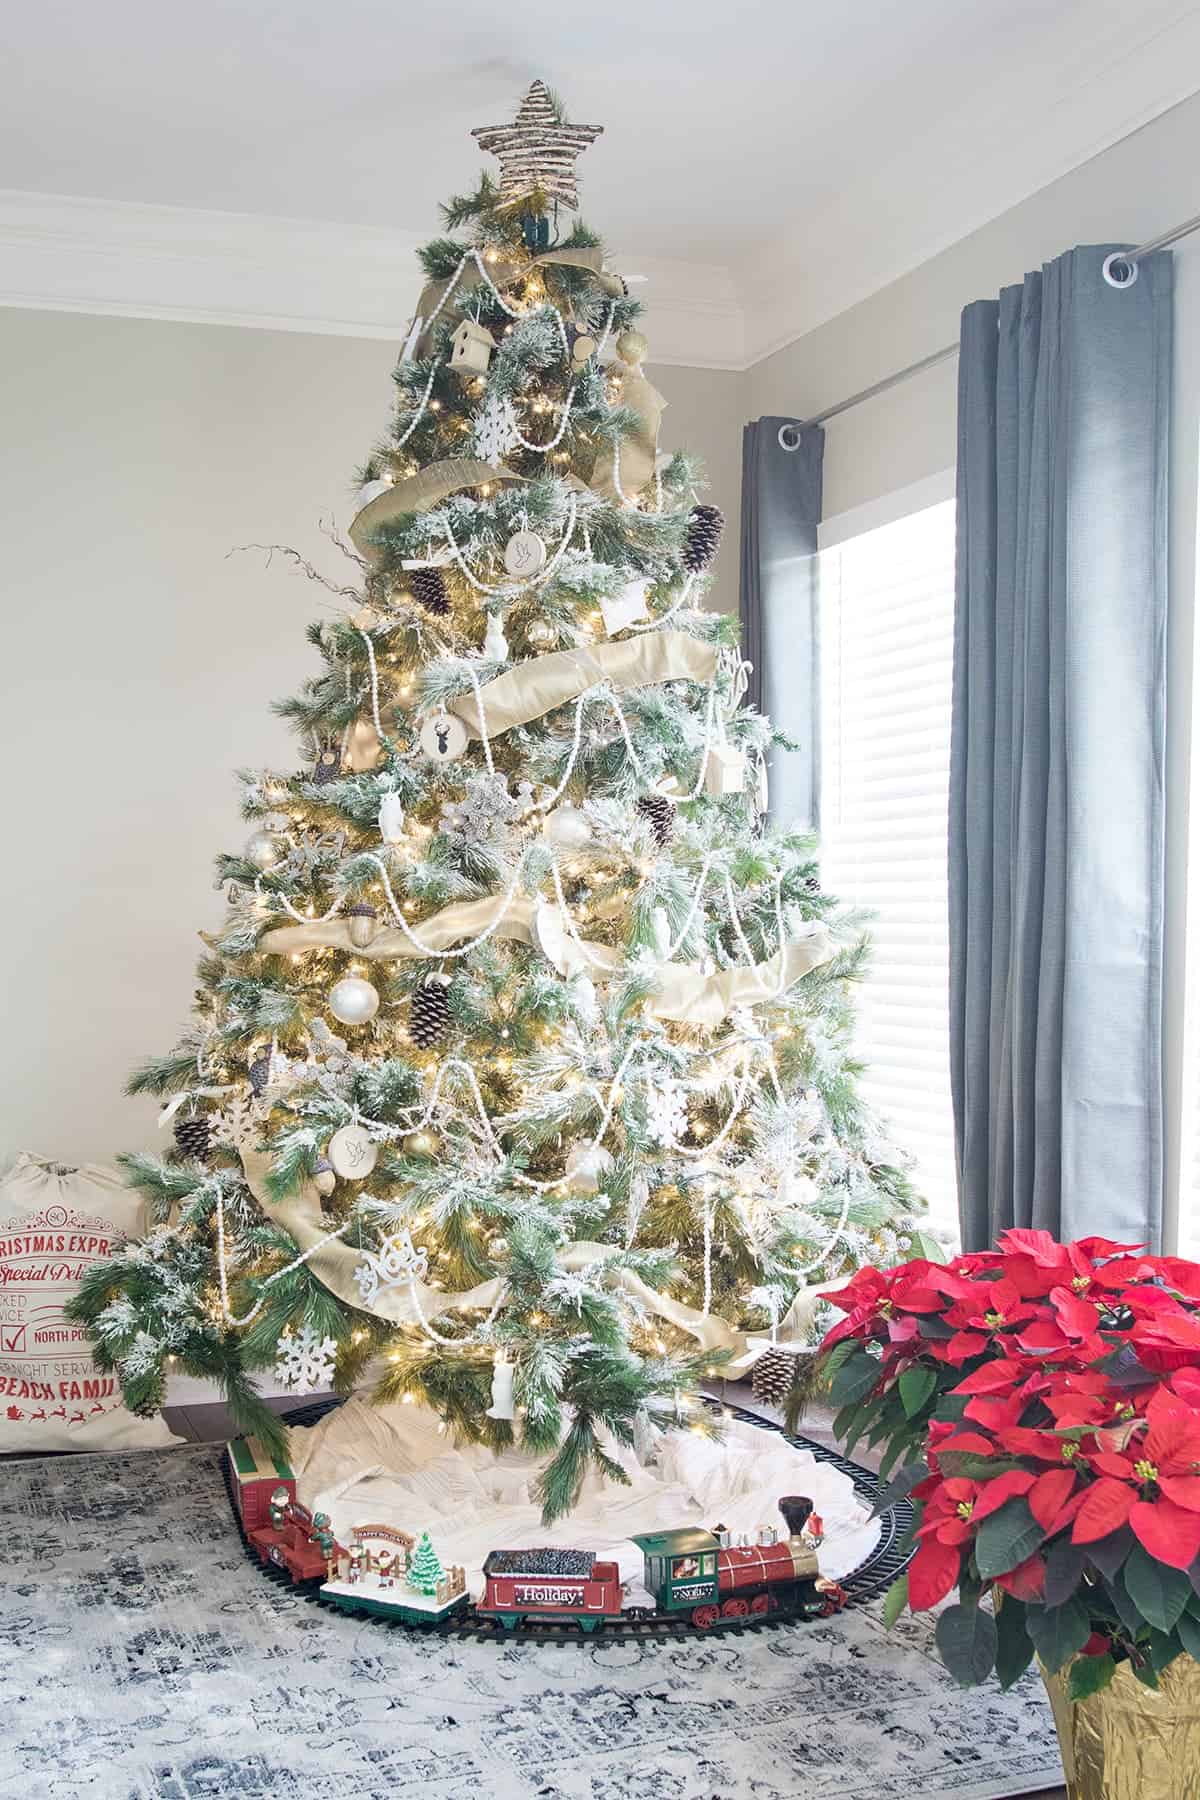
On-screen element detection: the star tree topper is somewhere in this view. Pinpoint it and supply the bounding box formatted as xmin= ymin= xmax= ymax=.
xmin=472 ymin=79 xmax=602 ymax=212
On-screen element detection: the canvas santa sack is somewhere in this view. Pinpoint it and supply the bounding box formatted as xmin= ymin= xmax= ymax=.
xmin=0 ymin=1154 xmax=181 ymax=1451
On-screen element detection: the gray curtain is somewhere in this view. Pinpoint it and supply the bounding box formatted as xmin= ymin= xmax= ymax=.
xmin=739 ymin=417 xmax=824 ymax=827
xmin=950 ymin=245 xmax=1171 ymax=1252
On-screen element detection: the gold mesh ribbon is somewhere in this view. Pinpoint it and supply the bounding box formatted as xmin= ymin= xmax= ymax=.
xmin=447 ymin=631 xmax=718 ymax=739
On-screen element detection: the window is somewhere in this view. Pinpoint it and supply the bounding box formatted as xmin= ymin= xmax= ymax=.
xmin=818 ymin=495 xmax=958 ymax=1240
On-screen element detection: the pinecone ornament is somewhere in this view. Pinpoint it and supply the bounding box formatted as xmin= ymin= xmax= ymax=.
xmin=174 ymin=1113 xmax=211 ymax=1163
xmin=636 ymin=792 xmax=674 ymax=848
xmin=682 ymin=504 xmax=725 ymax=573
xmin=248 ymin=1049 xmax=272 ymax=1096
xmin=410 ymin=977 xmax=451 ymax=1050
xmin=409 ymin=567 xmax=450 ymax=617
xmin=751 ymin=1346 xmax=802 ymax=1410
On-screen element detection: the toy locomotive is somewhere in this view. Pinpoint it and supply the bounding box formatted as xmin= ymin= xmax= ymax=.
xmin=633 ymin=1495 xmax=842 ymax=1629
xmin=228 ymin=1438 xmax=846 ymax=1635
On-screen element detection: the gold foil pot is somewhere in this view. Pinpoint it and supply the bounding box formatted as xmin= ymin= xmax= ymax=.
xmin=1042 ymin=1654 xmax=1200 ymax=1799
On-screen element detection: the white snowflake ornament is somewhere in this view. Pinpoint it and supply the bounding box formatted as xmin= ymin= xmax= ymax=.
xmin=273 ymin=1325 xmax=338 ymax=1394
xmin=473 ymin=393 xmax=521 ymax=464
xmin=645 ymin=1076 xmax=688 ymax=1147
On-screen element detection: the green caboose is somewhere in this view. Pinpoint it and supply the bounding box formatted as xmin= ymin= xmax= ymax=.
xmin=633 ymin=1527 xmax=720 ymax=1613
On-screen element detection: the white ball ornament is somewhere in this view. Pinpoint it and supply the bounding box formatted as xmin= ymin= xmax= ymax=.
xmin=327 ymin=975 xmax=380 ymax=1026
xmin=244 ymin=829 xmax=281 ymax=870
xmin=327 ymin=1123 xmax=378 ymax=1180
xmin=564 ymin=1143 xmax=615 ymax=1195
xmin=542 ymin=805 xmax=592 ymax=850
xmin=419 ymin=710 xmax=469 ymax=763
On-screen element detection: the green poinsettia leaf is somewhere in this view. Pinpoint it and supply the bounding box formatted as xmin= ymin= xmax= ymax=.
xmin=935 ymin=1601 xmax=998 ymax=1687
xmin=974 ymin=1498 xmax=1045 ymax=1579
xmin=994 ymin=1595 xmax=1035 ymax=1691
xmin=1068 ymin=1652 xmax=1116 ymax=1702
xmin=881 ymin=1571 xmax=909 ymax=1629
xmin=829 ymin=1350 xmax=880 ymax=1409
xmin=1124 ymin=1543 xmax=1192 ymax=1635
xmin=1026 ymin=1598 xmax=1092 ymax=1675
xmin=899 ymin=1365 xmax=938 ymax=1420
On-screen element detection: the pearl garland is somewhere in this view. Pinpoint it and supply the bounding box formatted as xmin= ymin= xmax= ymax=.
xmin=213 ymin=1183 xmax=353 ymax=1328
xmin=440 ymin=492 xmax=579 ymax=597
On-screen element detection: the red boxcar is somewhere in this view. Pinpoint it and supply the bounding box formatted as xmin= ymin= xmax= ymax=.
xmin=478 ymin=1548 xmax=623 ymax=1632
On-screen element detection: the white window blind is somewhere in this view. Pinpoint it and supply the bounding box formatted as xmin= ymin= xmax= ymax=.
xmin=818 ymin=497 xmax=959 ymax=1240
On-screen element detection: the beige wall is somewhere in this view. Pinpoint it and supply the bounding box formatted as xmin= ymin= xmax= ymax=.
xmin=747 ymin=91 xmax=1200 ymax=1248
xmin=0 ymin=309 xmax=743 ymax=1167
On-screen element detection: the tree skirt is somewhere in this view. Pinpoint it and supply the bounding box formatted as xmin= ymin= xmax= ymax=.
xmin=0 ymin=1442 xmax=1065 ymax=1799
xmin=287 ymin=1399 xmax=882 ymax=1600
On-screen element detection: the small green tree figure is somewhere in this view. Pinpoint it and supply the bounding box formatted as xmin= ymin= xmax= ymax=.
xmin=407 ymin=1531 xmax=445 ymax=1596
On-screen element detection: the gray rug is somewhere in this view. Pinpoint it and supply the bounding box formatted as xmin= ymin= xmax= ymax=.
xmin=0 ymin=1444 xmax=1065 ymax=1799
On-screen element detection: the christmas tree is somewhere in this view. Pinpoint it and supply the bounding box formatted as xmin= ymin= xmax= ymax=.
xmin=70 ymin=82 xmax=928 ymax=1519
xmin=407 ymin=1531 xmax=444 ymax=1596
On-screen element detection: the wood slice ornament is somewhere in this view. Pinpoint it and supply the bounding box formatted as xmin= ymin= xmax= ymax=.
xmin=327 ymin=1124 xmax=378 ymax=1181
xmin=419 ymin=710 xmax=469 ymax=762
xmin=504 ymin=530 xmax=547 ymax=578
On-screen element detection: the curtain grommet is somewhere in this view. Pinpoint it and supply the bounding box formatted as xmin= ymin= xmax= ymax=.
xmin=1102 ymin=251 xmax=1139 ymax=290
xmin=777 ymin=423 xmax=804 ymax=452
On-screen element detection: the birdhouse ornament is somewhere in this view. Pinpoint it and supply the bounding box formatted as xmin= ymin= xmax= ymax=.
xmin=450 ymin=319 xmax=496 ymax=377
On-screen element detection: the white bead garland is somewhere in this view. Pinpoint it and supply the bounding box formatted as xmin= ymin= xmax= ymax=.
xmin=441 ymin=492 xmax=579 ymax=597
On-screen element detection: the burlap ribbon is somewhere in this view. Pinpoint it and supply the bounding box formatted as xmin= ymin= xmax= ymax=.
xmin=260 ymin=899 xmax=834 ymax=1028
xmin=590 ymin=357 xmax=666 ymax=501
xmin=350 ymin=459 xmax=524 ymax=564
xmin=533 ymin=247 xmax=625 ymax=296
xmin=447 ymin=631 xmax=718 ymax=739
xmin=239 ymin=1148 xmax=781 ymax=1359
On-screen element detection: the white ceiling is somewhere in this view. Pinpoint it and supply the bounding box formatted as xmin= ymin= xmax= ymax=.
xmin=2 ymin=0 xmax=1199 ymax=364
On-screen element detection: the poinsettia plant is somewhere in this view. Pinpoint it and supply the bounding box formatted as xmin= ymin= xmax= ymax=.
xmin=819 ymin=1229 xmax=1200 ymax=1695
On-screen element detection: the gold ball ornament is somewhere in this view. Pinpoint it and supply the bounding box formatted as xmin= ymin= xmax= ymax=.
xmin=403 ymin=1129 xmax=442 ymax=1159
xmin=527 ymin=619 xmax=557 ymax=650
xmin=615 ymin=329 xmax=648 ymax=368
xmin=486 ymin=1235 xmax=509 ymax=1259
xmin=351 ymin=604 xmax=382 ymax=631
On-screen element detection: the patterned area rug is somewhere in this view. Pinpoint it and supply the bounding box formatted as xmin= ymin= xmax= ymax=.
xmin=0 ymin=1444 xmax=1065 ymax=1799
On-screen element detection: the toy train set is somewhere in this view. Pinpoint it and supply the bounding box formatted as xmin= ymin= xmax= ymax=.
xmin=227 ymin=1433 xmax=852 ymax=1639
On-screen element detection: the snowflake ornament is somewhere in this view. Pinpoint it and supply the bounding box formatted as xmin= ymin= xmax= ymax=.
xmin=439 ymin=773 xmax=528 ymax=848
xmin=209 ymin=1092 xmax=266 ymax=1152
xmin=473 ymin=393 xmax=521 ymax=464
xmin=273 ymin=1324 xmax=338 ymax=1394
xmin=644 ymin=1076 xmax=689 ymax=1147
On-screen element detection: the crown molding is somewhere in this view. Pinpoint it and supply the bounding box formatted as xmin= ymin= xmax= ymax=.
xmin=0 ymin=188 xmax=746 ymax=369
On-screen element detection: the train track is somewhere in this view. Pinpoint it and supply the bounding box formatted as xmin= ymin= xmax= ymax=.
xmin=223 ymin=1399 xmax=914 ymax=1644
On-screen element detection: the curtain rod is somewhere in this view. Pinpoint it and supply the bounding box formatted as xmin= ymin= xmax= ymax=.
xmin=796 ymin=211 xmax=1200 ymax=434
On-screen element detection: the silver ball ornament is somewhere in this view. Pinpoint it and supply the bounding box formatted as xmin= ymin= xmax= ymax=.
xmin=542 ymin=805 xmax=592 ymax=850
xmin=244 ymin=828 xmax=281 ymax=870
xmin=527 ymin=619 xmax=557 ymax=650
xmin=486 ymin=1235 xmax=509 ymax=1259
xmin=327 ymin=975 xmax=380 ymax=1026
